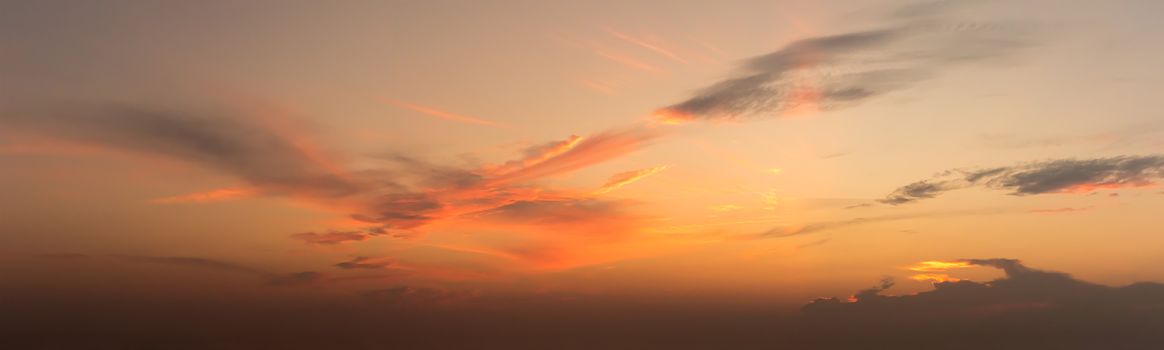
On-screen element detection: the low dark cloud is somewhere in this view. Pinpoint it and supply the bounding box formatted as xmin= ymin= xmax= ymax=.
xmin=361 ymin=286 xmax=472 ymax=305
xmin=36 ymin=253 xmax=90 ymax=260
xmin=111 ymin=254 xmax=324 ymax=287
xmin=268 ymin=271 xmax=325 ymax=287
xmin=291 ymin=228 xmax=388 ymax=245
xmin=657 ymin=1 xmax=1041 ymax=121
xmin=335 ymin=256 xmax=394 ymax=270
xmin=795 ymin=258 xmax=1164 ymax=348
xmin=114 ymin=255 xmax=267 ymax=275
xmin=881 ymin=155 xmax=1164 ymax=204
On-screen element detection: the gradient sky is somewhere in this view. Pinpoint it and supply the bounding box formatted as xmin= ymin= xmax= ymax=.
xmin=3 ymin=0 xmax=1164 ymax=348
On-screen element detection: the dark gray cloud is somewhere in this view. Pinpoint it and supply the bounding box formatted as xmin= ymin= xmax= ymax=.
xmin=0 ymin=104 xmax=360 ymax=197
xmin=111 ymin=254 xmax=324 ymax=287
xmin=657 ymin=2 xmax=1040 ymax=121
xmin=291 ymin=227 xmax=390 ymax=245
xmin=335 ymin=256 xmax=394 ymax=270
xmin=881 ymin=155 xmax=1164 ymax=204
xmin=795 ymin=258 xmax=1164 ymax=348
xmin=114 ymin=255 xmax=268 ymax=276
xmin=267 ymin=271 xmax=325 ymax=287
xmin=361 ymin=286 xmax=471 ymax=305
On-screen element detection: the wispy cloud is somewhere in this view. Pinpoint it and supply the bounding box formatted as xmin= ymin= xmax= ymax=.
xmin=595 ymin=165 xmax=668 ymax=194
xmin=1028 ymin=206 xmax=1094 ymax=214
xmin=292 ymin=229 xmax=385 ymax=245
xmin=605 ymin=29 xmax=688 ymax=64
xmin=759 ymin=209 xmax=1004 ymax=238
xmin=1 ymin=103 xmax=663 ymax=250
xmin=335 ymin=256 xmax=395 ymax=270
xmin=111 ymin=254 xmax=323 ymax=287
xmin=379 ymin=98 xmax=501 ymax=127
xmin=653 ymin=2 xmax=1041 ymax=123
xmin=880 ymin=155 xmax=1164 ymax=205
xmin=593 ymin=48 xmax=663 ymax=73
xmin=148 ymin=187 xmax=257 ymax=204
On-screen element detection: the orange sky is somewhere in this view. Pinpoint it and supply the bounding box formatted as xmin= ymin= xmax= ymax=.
xmin=2 ymin=1 xmax=1164 ymax=347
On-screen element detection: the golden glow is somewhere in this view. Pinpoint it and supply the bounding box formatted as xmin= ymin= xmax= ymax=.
xmin=908 ymin=260 xmax=973 ymax=272
xmin=651 ymin=108 xmax=695 ymax=125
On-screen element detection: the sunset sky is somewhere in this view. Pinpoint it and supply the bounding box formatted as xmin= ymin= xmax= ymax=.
xmin=3 ymin=0 xmax=1164 ymax=348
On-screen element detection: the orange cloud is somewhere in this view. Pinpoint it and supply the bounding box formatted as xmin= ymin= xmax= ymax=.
xmin=3 ymin=101 xmax=677 ymax=275
xmin=595 ymin=165 xmax=668 ymax=194
xmin=148 ymin=187 xmax=258 ymax=204
xmin=488 ymin=128 xmax=661 ymax=185
xmin=1058 ymin=181 xmax=1155 ymax=194
xmin=651 ymin=108 xmax=695 ymax=125
xmin=380 ymin=98 xmax=501 ymax=127
xmin=483 ymin=135 xmax=584 ymax=175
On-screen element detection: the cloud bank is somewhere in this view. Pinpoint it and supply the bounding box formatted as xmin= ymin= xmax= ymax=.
xmin=797 ymin=258 xmax=1164 ymax=349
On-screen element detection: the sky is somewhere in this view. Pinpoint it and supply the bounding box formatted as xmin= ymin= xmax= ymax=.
xmin=2 ymin=0 xmax=1164 ymax=348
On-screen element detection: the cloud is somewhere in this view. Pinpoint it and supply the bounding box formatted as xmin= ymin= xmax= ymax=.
xmin=0 ymin=104 xmax=360 ymax=198
xmin=2 ymin=103 xmax=658 ymax=249
xmin=880 ymin=155 xmax=1164 ymax=204
xmin=36 ymin=253 xmax=90 ymax=260
xmin=1028 ymin=206 xmax=1094 ymax=214
xmin=654 ymin=2 xmax=1040 ymax=122
xmin=335 ymin=256 xmax=395 ymax=270
xmin=379 ymin=98 xmax=501 ymax=127
xmin=110 ymin=254 xmax=327 ymax=287
xmin=361 ymin=286 xmax=472 ymax=305
xmin=291 ymin=228 xmax=388 ymax=245
xmin=113 ymin=255 xmax=268 ymax=275
xmin=267 ymin=271 xmax=325 ymax=287
xmin=605 ymin=28 xmax=688 ymax=64
xmin=797 ymin=258 xmax=1164 ymax=348
xmin=759 ymin=209 xmax=999 ymax=238
xmin=592 ymin=48 xmax=663 ymax=73
xmin=795 ymin=237 xmax=833 ymax=250
xmin=147 ymin=187 xmax=258 ymax=204
xmin=485 ymin=127 xmax=662 ymax=185
xmin=595 ymin=165 xmax=668 ymax=194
